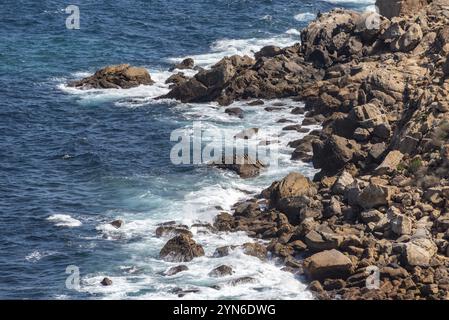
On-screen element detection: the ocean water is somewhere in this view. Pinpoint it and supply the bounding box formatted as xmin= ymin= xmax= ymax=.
xmin=0 ymin=0 xmax=374 ymax=299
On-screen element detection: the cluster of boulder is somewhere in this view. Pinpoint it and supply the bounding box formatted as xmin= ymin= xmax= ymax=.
xmin=210 ymin=0 xmax=449 ymax=300
xmin=85 ymin=0 xmax=449 ymax=299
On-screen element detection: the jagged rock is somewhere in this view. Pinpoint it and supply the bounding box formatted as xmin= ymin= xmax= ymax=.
xmin=208 ymin=265 xmax=234 ymax=277
xmin=332 ymin=171 xmax=354 ymax=195
xmin=357 ymin=182 xmax=392 ymax=209
xmin=304 ymin=249 xmax=353 ymax=280
xmin=159 ymin=234 xmax=205 ymax=262
xmin=69 ymin=64 xmax=154 ymax=89
xmin=100 ymin=277 xmax=113 ymax=286
xmin=304 ymin=230 xmax=343 ymax=252
xmin=163 ymin=78 xmax=208 ymax=103
xmin=155 ymin=226 xmax=193 ymax=238
xmin=213 ymin=245 xmax=237 ymax=257
xmin=165 ymin=265 xmax=189 ymax=276
xmin=212 ymin=155 xmax=266 ymax=178
xmin=241 ymin=242 xmax=267 ymax=260
xmin=255 ymin=46 xmax=282 ymax=60
xmin=360 ymin=209 xmax=384 ymax=223
xmin=169 ymin=58 xmax=195 ymax=71
xmin=348 ymin=103 xmax=387 ymax=129
xmin=312 ymin=135 xmax=361 ymax=175
xmin=229 ymin=277 xmax=256 ymax=286
xmin=165 ymin=72 xmax=189 ymax=86
xmin=375 ymin=151 xmax=404 ymax=175
xmin=404 ymin=238 xmax=437 ymax=267
xmin=266 ymin=172 xmax=317 ymax=216
xmin=397 ymin=23 xmax=423 ymax=52
xmin=376 ymin=0 xmax=429 ymax=19
xmin=225 ymin=107 xmax=244 ymax=118
xmin=391 ymin=214 xmax=413 ymax=235
xmin=110 ymin=220 xmax=123 ymax=229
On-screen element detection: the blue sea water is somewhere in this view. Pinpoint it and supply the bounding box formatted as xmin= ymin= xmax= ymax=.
xmin=0 ymin=0 xmax=374 ymax=299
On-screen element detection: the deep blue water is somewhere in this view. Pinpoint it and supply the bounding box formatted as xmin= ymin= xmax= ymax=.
xmin=0 ymin=0 xmax=373 ymax=299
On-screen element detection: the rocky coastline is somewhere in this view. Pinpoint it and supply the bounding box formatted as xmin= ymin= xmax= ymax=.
xmin=74 ymin=0 xmax=449 ymax=300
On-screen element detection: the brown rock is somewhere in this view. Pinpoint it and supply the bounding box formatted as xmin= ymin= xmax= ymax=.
xmin=69 ymin=64 xmax=154 ymax=89
xmin=159 ymin=234 xmax=205 ymax=262
xmin=304 ymin=249 xmax=353 ymax=280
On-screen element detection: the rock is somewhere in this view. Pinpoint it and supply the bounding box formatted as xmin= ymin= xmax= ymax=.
xmin=213 ymin=245 xmax=237 ymax=257
xmin=69 ymin=64 xmax=154 ymax=89
xmin=155 ymin=226 xmax=193 ymax=238
xmin=313 ymin=135 xmax=361 ymax=175
xmin=163 ymin=78 xmax=208 ymax=103
xmin=304 ymin=249 xmax=353 ymax=281
xmin=357 ymin=182 xmax=392 ymax=209
xmin=360 ymin=209 xmax=384 ymax=224
xmin=375 ymin=151 xmax=404 ymax=175
xmin=376 ymin=0 xmax=429 ymax=19
xmin=234 ymin=128 xmax=259 ymax=139
xmin=304 ymin=230 xmax=342 ymax=252
xmin=229 ymin=277 xmax=256 ymax=286
xmin=212 ymin=154 xmax=266 ymax=178
xmin=332 ymin=171 xmax=354 ymax=195
xmin=391 ymin=214 xmax=413 ymax=236
xmin=247 ymin=99 xmax=265 ymax=106
xmin=165 ymin=265 xmax=189 ymax=276
xmin=100 ymin=277 xmax=113 ymax=286
xmin=165 ymin=72 xmax=189 ymax=86
xmin=196 ymin=61 xmax=235 ymax=88
xmin=225 ymin=107 xmax=244 ymax=118
xmin=208 ymin=265 xmax=234 ymax=277
xmin=267 ymin=172 xmax=317 ymax=215
xmin=159 ymin=234 xmax=205 ymax=262
xmin=110 ymin=220 xmax=123 ymax=229
xmin=397 ymin=23 xmax=423 ymax=52
xmin=349 ymin=103 xmax=387 ymax=129
xmin=255 ymin=46 xmax=282 ymax=60
xmin=241 ymin=243 xmax=267 ymax=260
xmin=404 ymin=238 xmax=437 ymax=267
xmin=169 ymin=58 xmax=195 ymax=71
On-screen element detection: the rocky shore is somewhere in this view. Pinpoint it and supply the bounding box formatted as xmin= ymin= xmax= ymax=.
xmin=77 ymin=0 xmax=449 ymax=300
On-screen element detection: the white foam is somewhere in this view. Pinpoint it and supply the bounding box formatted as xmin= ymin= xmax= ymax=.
xmin=47 ymin=214 xmax=82 ymax=227
xmin=294 ymin=12 xmax=316 ymax=22
xmin=25 ymin=250 xmax=55 ymax=262
xmin=169 ymin=35 xmax=299 ymax=69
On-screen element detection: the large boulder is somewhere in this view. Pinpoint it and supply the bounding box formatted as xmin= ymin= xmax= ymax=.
xmin=312 ymin=135 xmax=361 ymax=175
xmin=163 ymin=55 xmax=254 ymax=103
xmin=159 ymin=234 xmax=205 ymax=262
xmin=267 ymin=172 xmax=317 ymax=214
xmin=375 ymin=151 xmax=404 ymax=175
xmin=376 ymin=0 xmax=429 ymax=19
xmin=304 ymin=249 xmax=354 ymax=280
xmin=403 ymin=238 xmax=437 ymax=267
xmin=69 ymin=64 xmax=154 ymax=89
xmin=357 ymin=182 xmax=393 ymax=209
xmin=301 ymin=9 xmax=362 ymax=66
xmin=169 ymin=58 xmax=195 ymax=71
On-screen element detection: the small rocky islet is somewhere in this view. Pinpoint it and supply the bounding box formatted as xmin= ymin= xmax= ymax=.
xmin=74 ymin=0 xmax=449 ymax=300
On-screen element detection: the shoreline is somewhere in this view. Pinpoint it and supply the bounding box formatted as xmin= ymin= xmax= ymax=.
xmin=69 ymin=0 xmax=449 ymax=300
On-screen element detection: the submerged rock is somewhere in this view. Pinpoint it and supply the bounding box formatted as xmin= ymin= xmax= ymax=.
xmin=208 ymin=265 xmax=234 ymax=277
xmin=165 ymin=265 xmax=189 ymax=276
xmin=159 ymin=234 xmax=205 ymax=262
xmin=100 ymin=277 xmax=113 ymax=286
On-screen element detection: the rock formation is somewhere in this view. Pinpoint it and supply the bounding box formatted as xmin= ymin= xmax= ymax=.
xmin=69 ymin=64 xmax=154 ymax=89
